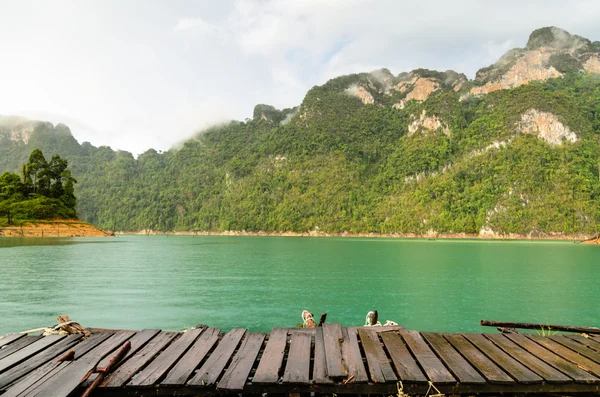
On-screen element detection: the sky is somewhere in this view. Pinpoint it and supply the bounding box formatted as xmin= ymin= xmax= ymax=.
xmin=1 ymin=0 xmax=600 ymax=155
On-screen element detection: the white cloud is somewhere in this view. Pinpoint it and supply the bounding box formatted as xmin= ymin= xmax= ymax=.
xmin=1 ymin=0 xmax=600 ymax=154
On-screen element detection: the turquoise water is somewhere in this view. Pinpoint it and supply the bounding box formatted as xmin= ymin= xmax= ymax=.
xmin=0 ymin=236 xmax=598 ymax=335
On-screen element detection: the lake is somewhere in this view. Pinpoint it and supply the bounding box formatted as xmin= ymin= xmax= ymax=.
xmin=0 ymin=235 xmax=598 ymax=336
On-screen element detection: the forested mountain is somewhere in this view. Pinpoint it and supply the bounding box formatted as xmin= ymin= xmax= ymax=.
xmin=2 ymin=27 xmax=600 ymax=235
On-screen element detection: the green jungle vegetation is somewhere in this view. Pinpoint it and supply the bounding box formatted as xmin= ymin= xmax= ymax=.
xmin=0 ymin=149 xmax=77 ymax=226
xmin=1 ymin=26 xmax=600 ymax=235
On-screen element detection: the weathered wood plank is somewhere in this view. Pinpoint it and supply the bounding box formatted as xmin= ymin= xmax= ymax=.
xmin=253 ymin=328 xmax=287 ymax=384
xmin=445 ymin=334 xmax=514 ymax=384
xmin=313 ymin=327 xmax=331 ymax=384
xmin=381 ymin=331 xmax=426 ymax=383
xmin=187 ymin=328 xmax=246 ymax=387
xmin=0 ymin=334 xmax=82 ymax=390
xmin=506 ymin=333 xmax=599 ymax=383
xmin=422 ymin=332 xmax=484 ymax=384
xmin=567 ymin=335 xmax=600 ymax=353
xmin=128 ymin=328 xmax=203 ymax=386
xmin=80 ymin=332 xmax=134 ymax=362
xmin=0 ymin=335 xmax=27 ymax=349
xmin=526 ymin=334 xmax=600 ymax=377
xmin=2 ymin=361 xmax=69 ymax=397
xmin=322 ymin=324 xmax=346 ymax=379
xmin=340 ymin=327 xmax=368 ymax=383
xmin=26 ymin=357 xmax=97 ymax=397
xmin=357 ymin=329 xmax=396 ymax=383
xmin=486 ymin=334 xmax=571 ymax=383
xmin=282 ymin=332 xmax=311 ymax=384
xmin=161 ymin=328 xmax=220 ymax=386
xmin=0 ymin=337 xmax=42 ymax=362
xmin=103 ymin=332 xmax=179 ymax=387
xmin=217 ymin=332 xmax=266 ymax=391
xmin=549 ymin=335 xmax=600 ymax=364
xmin=0 ymin=335 xmax=64 ymax=374
xmin=402 ymin=331 xmax=455 ymax=384
xmin=464 ymin=333 xmax=542 ymax=384
xmin=70 ymin=333 xmax=113 ymax=359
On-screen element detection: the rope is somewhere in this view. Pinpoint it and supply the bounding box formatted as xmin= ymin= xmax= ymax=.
xmin=424 ymin=380 xmax=445 ymax=397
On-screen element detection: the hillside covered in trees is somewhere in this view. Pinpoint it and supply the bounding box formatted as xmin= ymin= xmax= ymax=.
xmin=1 ymin=27 xmax=600 ymax=236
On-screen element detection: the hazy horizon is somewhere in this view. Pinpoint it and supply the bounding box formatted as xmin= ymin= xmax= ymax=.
xmin=2 ymin=0 xmax=600 ymax=154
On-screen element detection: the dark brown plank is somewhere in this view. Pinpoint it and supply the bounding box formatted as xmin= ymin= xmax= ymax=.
xmin=161 ymin=328 xmax=220 ymax=385
xmin=313 ymin=327 xmax=332 ymax=384
xmin=103 ymin=332 xmax=179 ymax=387
xmin=526 ymin=334 xmax=600 ymax=377
xmin=2 ymin=361 xmax=69 ymax=397
xmin=549 ymin=335 xmax=600 ymax=364
xmin=188 ymin=328 xmax=246 ymax=386
xmin=27 ymin=356 xmax=97 ymax=397
xmin=340 ymin=327 xmax=368 ymax=383
xmin=0 ymin=337 xmax=42 ymax=361
xmin=464 ymin=333 xmax=542 ymax=384
xmin=69 ymin=333 xmax=113 ymax=359
xmin=381 ymin=331 xmax=426 ymax=382
xmin=568 ymin=335 xmax=600 ymax=353
xmin=322 ymin=323 xmax=346 ymax=379
xmin=0 ymin=335 xmax=64 ymax=374
xmin=423 ymin=332 xmax=484 ymax=384
xmin=0 ymin=335 xmax=26 ymax=349
xmin=282 ymin=332 xmax=311 ymax=384
xmin=486 ymin=334 xmax=571 ymax=383
xmin=402 ymin=331 xmax=455 ymax=384
xmin=253 ymin=328 xmax=287 ymax=384
xmin=357 ymin=329 xmax=397 ymax=383
xmin=0 ymin=334 xmax=82 ymax=390
xmin=128 ymin=328 xmax=203 ymax=386
xmin=445 ymin=334 xmax=514 ymax=384
xmin=217 ymin=332 xmax=266 ymax=391
xmin=80 ymin=332 xmax=134 ymax=362
xmin=506 ymin=333 xmax=599 ymax=383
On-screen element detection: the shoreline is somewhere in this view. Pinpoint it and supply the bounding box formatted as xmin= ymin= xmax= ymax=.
xmin=0 ymin=220 xmax=112 ymax=238
xmin=117 ymin=229 xmax=595 ymax=241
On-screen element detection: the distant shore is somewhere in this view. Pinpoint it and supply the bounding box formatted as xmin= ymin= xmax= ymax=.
xmin=0 ymin=220 xmax=112 ymax=238
xmin=117 ymin=229 xmax=596 ymax=242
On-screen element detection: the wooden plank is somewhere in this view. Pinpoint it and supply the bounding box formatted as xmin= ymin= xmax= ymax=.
xmin=402 ymin=331 xmax=455 ymax=384
xmin=103 ymin=332 xmax=179 ymax=387
xmin=525 ymin=334 xmax=600 ymax=377
xmin=445 ymin=334 xmax=514 ymax=384
xmin=357 ymin=328 xmax=396 ymax=383
xmin=381 ymin=331 xmax=426 ymax=383
xmin=69 ymin=333 xmax=113 ymax=359
xmin=187 ymin=328 xmax=246 ymax=386
xmin=422 ymin=332 xmax=484 ymax=384
xmin=2 ymin=361 xmax=69 ymax=397
xmin=568 ymin=335 xmax=600 ymax=353
xmin=217 ymin=332 xmax=266 ymax=391
xmin=0 ymin=337 xmax=42 ymax=361
xmin=128 ymin=328 xmax=203 ymax=386
xmin=322 ymin=323 xmax=346 ymax=379
xmin=161 ymin=328 xmax=220 ymax=386
xmin=340 ymin=327 xmax=368 ymax=383
xmin=0 ymin=335 xmax=27 ymax=349
xmin=486 ymin=334 xmax=571 ymax=383
xmin=506 ymin=333 xmax=599 ymax=383
xmin=0 ymin=336 xmax=64 ymax=374
xmin=549 ymin=335 xmax=600 ymax=364
xmin=0 ymin=334 xmax=82 ymax=390
xmin=464 ymin=333 xmax=542 ymax=384
xmin=313 ymin=327 xmax=331 ymax=384
xmin=26 ymin=356 xmax=97 ymax=397
xmin=79 ymin=332 xmax=134 ymax=362
xmin=282 ymin=332 xmax=311 ymax=384
xmin=253 ymin=328 xmax=287 ymax=384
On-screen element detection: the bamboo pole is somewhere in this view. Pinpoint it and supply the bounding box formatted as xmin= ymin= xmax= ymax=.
xmin=481 ymin=320 xmax=600 ymax=334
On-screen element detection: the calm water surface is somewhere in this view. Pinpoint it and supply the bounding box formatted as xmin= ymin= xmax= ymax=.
xmin=0 ymin=236 xmax=598 ymax=335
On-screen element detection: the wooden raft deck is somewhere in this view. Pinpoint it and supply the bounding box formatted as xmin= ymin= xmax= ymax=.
xmin=1 ymin=325 xmax=600 ymax=396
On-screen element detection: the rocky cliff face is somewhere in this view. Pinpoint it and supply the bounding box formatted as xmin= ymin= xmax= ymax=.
xmin=0 ymin=116 xmax=39 ymax=144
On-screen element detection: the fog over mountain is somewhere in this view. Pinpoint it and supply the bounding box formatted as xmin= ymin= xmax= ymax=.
xmin=2 ymin=0 xmax=600 ymax=154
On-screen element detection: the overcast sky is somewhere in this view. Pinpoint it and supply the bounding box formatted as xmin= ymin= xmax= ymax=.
xmin=1 ymin=0 xmax=599 ymax=154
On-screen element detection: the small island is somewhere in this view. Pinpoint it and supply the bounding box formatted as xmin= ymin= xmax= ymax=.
xmin=0 ymin=149 xmax=109 ymax=237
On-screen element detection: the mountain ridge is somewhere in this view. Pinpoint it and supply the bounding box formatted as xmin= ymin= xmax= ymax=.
xmin=1 ymin=26 xmax=600 ymax=236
